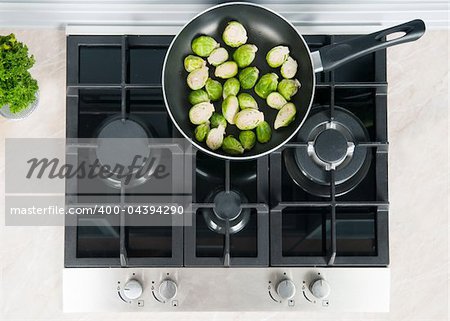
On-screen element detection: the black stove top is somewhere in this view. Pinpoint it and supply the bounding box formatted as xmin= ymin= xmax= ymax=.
xmin=65 ymin=35 xmax=388 ymax=268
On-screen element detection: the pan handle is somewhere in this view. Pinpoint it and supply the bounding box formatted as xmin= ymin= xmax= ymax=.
xmin=311 ymin=19 xmax=426 ymax=73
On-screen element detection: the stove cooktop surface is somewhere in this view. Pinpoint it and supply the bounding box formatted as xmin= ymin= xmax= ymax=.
xmin=65 ymin=35 xmax=389 ymax=269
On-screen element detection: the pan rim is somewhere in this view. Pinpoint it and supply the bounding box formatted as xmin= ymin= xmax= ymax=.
xmin=162 ymin=1 xmax=316 ymax=160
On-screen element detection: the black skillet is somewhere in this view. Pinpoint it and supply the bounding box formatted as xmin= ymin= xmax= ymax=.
xmin=162 ymin=2 xmax=425 ymax=160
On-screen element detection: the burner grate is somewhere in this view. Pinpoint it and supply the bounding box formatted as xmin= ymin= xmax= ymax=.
xmin=269 ymin=35 xmax=389 ymax=267
xmin=65 ymin=35 xmax=184 ymax=268
xmin=65 ymin=34 xmax=389 ymax=268
xmin=184 ymin=150 xmax=270 ymax=267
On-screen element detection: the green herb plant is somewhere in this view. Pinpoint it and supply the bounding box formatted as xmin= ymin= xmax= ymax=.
xmin=0 ymin=34 xmax=38 ymax=114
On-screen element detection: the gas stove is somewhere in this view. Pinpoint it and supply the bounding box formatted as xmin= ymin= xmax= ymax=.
xmin=64 ymin=34 xmax=389 ymax=312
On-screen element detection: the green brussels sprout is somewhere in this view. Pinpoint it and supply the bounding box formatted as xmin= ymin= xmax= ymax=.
xmin=206 ymin=125 xmax=225 ymax=150
xmin=274 ymin=102 xmax=296 ymax=130
xmin=187 ymin=67 xmax=209 ymax=90
xmin=194 ymin=122 xmax=210 ymax=142
xmin=210 ymin=112 xmax=227 ymax=129
xmin=207 ymin=47 xmax=229 ymax=66
xmin=266 ymin=92 xmax=287 ymax=110
xmin=254 ymin=73 xmax=279 ymax=99
xmin=266 ymin=45 xmax=290 ymax=68
xmin=215 ymin=61 xmax=238 ymax=79
xmin=221 ymin=95 xmax=239 ymax=125
xmin=222 ymin=21 xmax=248 ymax=48
xmin=205 ymin=78 xmax=223 ymax=101
xmin=222 ymin=77 xmax=240 ymax=99
xmin=188 ymin=89 xmax=209 ymax=105
xmin=184 ymin=55 xmax=206 ymax=72
xmin=234 ymin=109 xmax=264 ymax=130
xmin=238 ymin=66 xmax=259 ymax=90
xmin=189 ymin=102 xmax=215 ymax=125
xmin=256 ymin=121 xmax=272 ymax=143
xmin=233 ymin=44 xmax=258 ymax=68
xmin=222 ymin=135 xmax=244 ymax=155
xmin=191 ymin=36 xmax=219 ymax=57
xmin=280 ymin=56 xmax=298 ymax=79
xmin=278 ymin=79 xmax=301 ymax=100
xmin=239 ymin=130 xmax=256 ymax=150
xmin=237 ymin=93 xmax=258 ymax=109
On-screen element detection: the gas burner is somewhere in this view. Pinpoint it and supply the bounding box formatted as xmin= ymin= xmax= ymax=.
xmin=284 ymin=106 xmax=372 ymax=197
xmin=307 ymin=121 xmax=355 ymax=171
xmin=94 ymin=115 xmax=161 ymax=189
xmin=202 ymin=189 xmax=251 ymax=235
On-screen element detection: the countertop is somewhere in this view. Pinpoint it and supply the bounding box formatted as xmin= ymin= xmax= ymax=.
xmin=0 ymin=29 xmax=448 ymax=321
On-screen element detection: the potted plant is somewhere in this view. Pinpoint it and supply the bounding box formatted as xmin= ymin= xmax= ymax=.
xmin=0 ymin=33 xmax=39 ymax=119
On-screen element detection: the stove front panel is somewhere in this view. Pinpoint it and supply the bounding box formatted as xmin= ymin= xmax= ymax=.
xmin=63 ymin=267 xmax=389 ymax=312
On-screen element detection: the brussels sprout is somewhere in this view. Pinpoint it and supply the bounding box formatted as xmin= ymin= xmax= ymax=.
xmin=256 ymin=121 xmax=272 ymax=143
xmin=233 ymin=44 xmax=258 ymax=68
xmin=238 ymin=93 xmax=258 ymax=109
xmin=215 ymin=61 xmax=238 ymax=79
xmin=205 ymin=78 xmax=223 ymax=101
xmin=238 ymin=66 xmax=259 ymax=90
xmin=222 ymin=95 xmax=239 ymax=125
xmin=274 ymin=102 xmax=296 ymax=130
xmin=188 ymin=89 xmax=209 ymax=105
xmin=266 ymin=45 xmax=290 ymax=68
xmin=194 ymin=122 xmax=210 ymax=142
xmin=206 ymin=125 xmax=225 ymax=150
xmin=189 ymin=102 xmax=215 ymax=125
xmin=210 ymin=112 xmax=227 ymax=129
xmin=239 ymin=130 xmax=256 ymax=151
xmin=223 ymin=77 xmax=240 ymax=99
xmin=222 ymin=135 xmax=245 ymax=155
xmin=254 ymin=73 xmax=278 ymax=99
xmin=266 ymin=92 xmax=287 ymax=110
xmin=222 ymin=21 xmax=247 ymax=48
xmin=184 ymin=55 xmax=206 ymax=72
xmin=207 ymin=47 xmax=229 ymax=66
xmin=234 ymin=109 xmax=264 ymax=130
xmin=187 ymin=67 xmax=209 ymax=90
xmin=191 ymin=36 xmax=219 ymax=57
xmin=280 ymin=56 xmax=298 ymax=79
xmin=278 ymin=79 xmax=301 ymax=100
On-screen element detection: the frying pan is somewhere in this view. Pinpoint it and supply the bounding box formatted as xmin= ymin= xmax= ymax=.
xmin=162 ymin=2 xmax=425 ymax=160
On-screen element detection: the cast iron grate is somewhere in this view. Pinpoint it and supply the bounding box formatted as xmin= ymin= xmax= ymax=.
xmin=65 ymin=34 xmax=389 ymax=268
xmin=184 ymin=149 xmax=270 ymax=266
xmin=269 ymin=35 xmax=389 ymax=267
xmin=65 ymin=35 xmax=184 ymax=268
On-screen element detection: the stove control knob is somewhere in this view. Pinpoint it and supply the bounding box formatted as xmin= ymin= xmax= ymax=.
xmin=159 ymin=279 xmax=177 ymax=301
xmin=123 ymin=279 xmax=143 ymax=300
xmin=310 ymin=279 xmax=331 ymax=299
xmin=276 ymin=279 xmax=296 ymax=300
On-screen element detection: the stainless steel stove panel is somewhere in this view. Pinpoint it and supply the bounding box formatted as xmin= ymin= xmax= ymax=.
xmin=63 ymin=267 xmax=389 ymax=312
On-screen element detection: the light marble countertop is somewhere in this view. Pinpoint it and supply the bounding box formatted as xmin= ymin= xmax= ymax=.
xmin=0 ymin=29 xmax=448 ymax=321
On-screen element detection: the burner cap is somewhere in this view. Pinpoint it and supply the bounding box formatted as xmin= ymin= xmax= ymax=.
xmin=314 ymin=128 xmax=348 ymax=163
xmin=97 ymin=118 xmax=150 ymax=171
xmin=98 ymin=118 xmax=148 ymax=138
xmin=202 ymin=189 xmax=250 ymax=235
xmin=213 ymin=191 xmax=242 ymax=220
xmin=284 ymin=106 xmax=372 ymax=197
xmin=92 ymin=116 xmax=162 ymax=189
